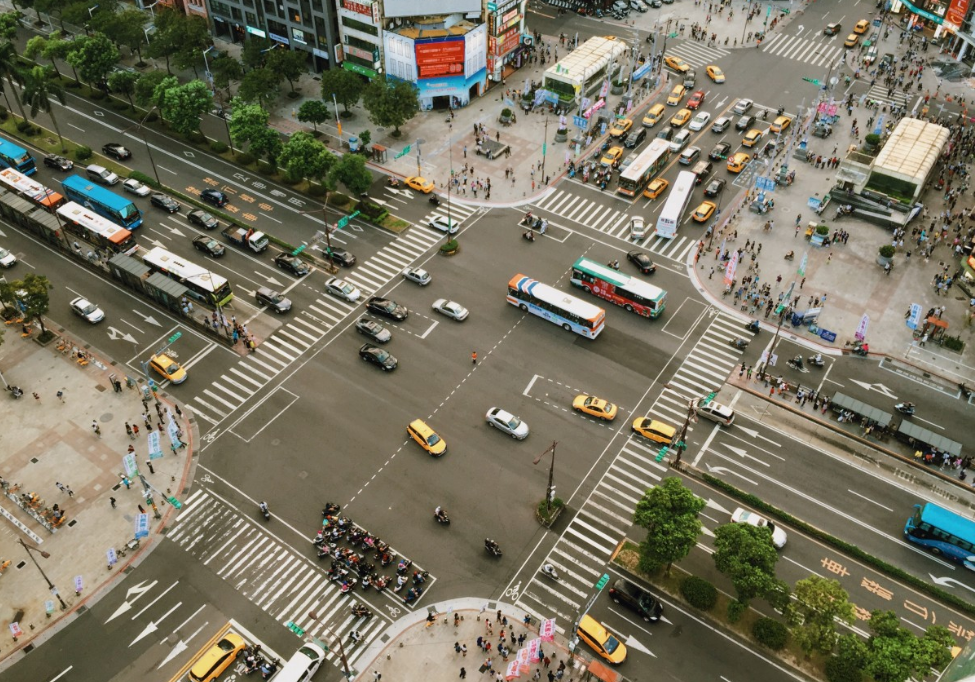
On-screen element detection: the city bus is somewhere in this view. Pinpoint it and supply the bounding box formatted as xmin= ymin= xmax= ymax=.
xmin=60 ymin=175 xmax=143 ymax=229
xmin=506 ymin=273 xmax=605 ymax=339
xmin=141 ymin=246 xmax=234 ymax=307
xmin=655 ymin=170 xmax=696 ymax=238
xmin=0 ymin=138 xmax=37 ymax=175
xmin=616 ymin=139 xmax=671 ymax=197
xmin=57 ymin=202 xmax=137 ymax=255
xmin=904 ymin=502 xmax=975 ymax=570
xmin=0 ymin=167 xmax=64 ymax=211
xmin=569 ymin=257 xmax=667 ymax=319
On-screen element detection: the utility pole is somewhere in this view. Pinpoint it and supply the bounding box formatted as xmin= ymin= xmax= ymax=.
xmin=19 ymin=539 xmax=68 ymax=611
xmin=305 ymin=610 xmax=354 ymax=679
xmin=533 ymin=441 xmax=557 ymax=512
xmin=540 ymin=116 xmax=548 ymax=187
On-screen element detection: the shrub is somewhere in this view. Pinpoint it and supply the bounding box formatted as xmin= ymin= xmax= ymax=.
xmin=307 ymin=182 xmax=326 ymax=197
xmin=879 ymin=244 xmax=895 ymax=258
xmin=0 ymin=105 xmax=7 ymax=120
xmin=816 ymin=224 xmax=829 ymax=235
xmin=865 ymin=133 xmax=881 ymax=146
xmin=943 ymin=335 xmax=965 ymax=352
xmin=752 ymin=617 xmax=788 ymax=650
xmin=440 ymin=238 xmax=459 ymax=253
xmin=129 ymin=170 xmax=159 ymax=188
xmin=236 ymin=152 xmax=255 ymax=166
xmin=90 ymin=90 xmax=106 ymax=100
xmin=727 ymin=600 xmax=747 ymax=623
xmin=825 ymin=654 xmax=863 ymax=682
xmin=680 ymin=576 xmax=717 ymax=611
xmin=209 ymin=140 xmax=229 ymax=154
xmin=75 ymin=145 xmax=93 ymax=161
xmin=257 ymin=160 xmax=276 ymax=175
xmin=16 ymin=120 xmax=31 ymax=133
xmin=185 ymin=130 xmax=206 ymax=144
xmin=281 ymin=172 xmax=302 ymax=185
xmin=501 ymin=107 xmax=512 ymax=118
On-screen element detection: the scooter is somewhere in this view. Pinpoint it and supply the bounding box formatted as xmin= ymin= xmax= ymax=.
xmin=540 ymin=563 xmax=559 ymax=581
xmin=786 ymin=356 xmax=806 ymax=372
xmin=429 ymin=195 xmax=441 ymax=206
xmin=746 ymin=320 xmax=761 ymax=333
xmin=258 ymin=502 xmax=270 ymax=521
xmin=351 ymin=602 xmax=373 ymax=618
xmin=434 ymin=510 xmax=451 ymax=524
xmin=485 ymin=539 xmax=503 ymax=557
xmin=523 ymin=231 xmax=536 ymax=243
xmin=7 ymin=385 xmax=23 ymax=399
xmin=961 ymin=384 xmax=973 ymax=398
xmin=322 ymin=502 xmax=341 ymax=516
xmin=808 ymin=354 xmax=825 ymax=368
xmin=852 ymin=343 xmax=869 ymax=357
xmin=386 ymin=177 xmax=400 ymax=188
xmin=784 ymin=251 xmax=795 ymax=261
xmin=895 ymin=402 xmax=916 ymax=416
xmin=729 ymin=338 xmax=749 ymax=350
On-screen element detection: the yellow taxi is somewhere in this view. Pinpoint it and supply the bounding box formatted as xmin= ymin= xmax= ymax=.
xmin=572 ymin=394 xmax=618 ymax=421
xmin=742 ymin=128 xmax=764 ymax=147
xmin=405 ymin=176 xmax=434 ymax=193
xmin=844 ymin=33 xmax=859 ymax=48
xmin=643 ymin=177 xmax=669 ymax=199
xmin=706 ymin=65 xmax=725 ymax=83
xmin=149 ymin=353 xmax=187 ymax=385
xmin=609 ymin=117 xmax=633 ymax=138
xmin=600 ymin=146 xmax=624 ymax=168
xmin=770 ymin=115 xmax=791 ymax=133
xmin=642 ymin=104 xmax=666 ymax=127
xmin=670 ymin=108 xmax=692 ymax=128
xmin=577 ymin=615 xmax=627 ymax=665
xmin=631 ymin=417 xmax=676 ymax=444
xmin=727 ymin=152 xmax=751 ymax=173
xmin=854 ymin=19 xmax=870 ymax=34
xmin=664 ymin=55 xmax=691 ymax=73
xmin=692 ymin=200 xmax=717 ymax=222
xmin=189 ymin=633 xmax=247 ymax=682
xmin=407 ymin=419 xmax=447 ymax=456
xmin=666 ymin=85 xmax=686 ymax=106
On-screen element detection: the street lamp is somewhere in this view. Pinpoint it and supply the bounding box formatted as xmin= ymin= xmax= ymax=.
xmin=142 ymin=0 xmax=159 ymax=16
xmin=533 ymin=441 xmax=558 ymax=512
xmin=18 ymin=539 xmax=69 ymax=611
xmin=307 ymin=609 xmax=353 ymax=679
xmin=203 ymin=46 xmax=215 ymax=90
xmin=87 ymin=4 xmax=99 ymax=18
xmin=662 ymin=385 xmax=701 ymax=464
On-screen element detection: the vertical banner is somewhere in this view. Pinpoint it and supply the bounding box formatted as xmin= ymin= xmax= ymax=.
xmin=135 ymin=512 xmax=150 ymax=539
xmin=167 ymin=419 xmax=183 ymax=450
xmin=123 ymin=453 xmax=138 ymax=477
xmin=147 ymin=430 xmax=163 ymax=460
xmin=527 ymin=638 xmax=541 ymax=661
xmin=906 ymin=303 xmax=922 ymax=330
xmin=798 ymin=251 xmax=808 ymax=277
xmin=505 ymin=661 xmax=521 ymax=679
xmin=723 ymin=249 xmax=740 ymax=286
xmin=516 ymin=647 xmax=531 ymax=673
xmin=74 ymin=575 xmax=83 ymax=594
xmin=107 ymin=548 xmax=118 ymax=567
xmin=855 ymin=314 xmax=869 ymax=341
xmin=539 ymin=618 xmax=556 ymax=642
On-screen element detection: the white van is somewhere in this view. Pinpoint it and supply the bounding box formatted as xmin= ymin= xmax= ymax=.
xmin=696 ymin=399 xmax=735 ymax=426
xmin=274 ymin=642 xmax=327 ymax=682
xmin=629 ymin=216 xmax=647 ymax=239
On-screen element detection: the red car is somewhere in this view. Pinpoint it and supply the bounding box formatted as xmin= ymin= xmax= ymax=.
xmin=687 ymin=90 xmax=706 ymax=110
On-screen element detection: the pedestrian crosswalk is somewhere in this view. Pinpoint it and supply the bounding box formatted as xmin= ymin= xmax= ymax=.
xmin=863 ymin=82 xmax=912 ymax=109
xmin=419 ymin=201 xmax=479 ymax=232
xmin=665 ymin=42 xmax=730 ymax=70
xmin=761 ymin=33 xmax=845 ymax=69
xmin=342 ymin=228 xmax=444 ymax=296
xmin=170 ymin=489 xmax=390 ymax=670
xmin=516 ymin=312 xmax=752 ymax=627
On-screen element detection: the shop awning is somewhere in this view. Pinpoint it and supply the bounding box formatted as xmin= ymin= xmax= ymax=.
xmin=830 ymin=392 xmax=893 ymax=427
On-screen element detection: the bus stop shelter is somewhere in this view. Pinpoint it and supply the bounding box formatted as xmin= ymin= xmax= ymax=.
xmin=895 ymin=420 xmax=962 ymax=457
xmin=830 ymin=392 xmax=893 ymax=427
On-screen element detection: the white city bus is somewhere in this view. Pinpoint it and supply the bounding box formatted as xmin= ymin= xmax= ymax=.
xmin=141 ymin=246 xmax=234 ymax=307
xmin=57 ymin=202 xmax=137 ymax=254
xmin=655 ymin=170 xmax=696 ymax=238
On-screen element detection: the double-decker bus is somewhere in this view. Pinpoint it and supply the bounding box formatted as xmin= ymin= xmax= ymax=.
xmin=60 ymin=175 xmax=142 ymax=229
xmin=0 ymin=138 xmax=37 ymax=175
xmin=57 ymin=202 xmax=137 ymax=254
xmin=506 ymin=274 xmax=605 ymax=339
xmin=569 ymin=257 xmax=667 ymax=318
xmin=655 ymin=170 xmax=696 ymax=238
xmin=141 ymin=246 xmax=234 ymax=307
xmin=0 ymin=167 xmax=65 ymax=211
xmin=904 ymin=502 xmax=975 ymax=571
xmin=616 ymin=139 xmax=671 ymax=197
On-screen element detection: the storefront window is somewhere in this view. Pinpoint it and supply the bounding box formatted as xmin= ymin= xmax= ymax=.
xmin=341 ymin=15 xmax=378 ymax=36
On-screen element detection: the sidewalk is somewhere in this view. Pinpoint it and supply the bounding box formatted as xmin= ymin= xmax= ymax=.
xmin=0 ymin=326 xmax=196 ymax=666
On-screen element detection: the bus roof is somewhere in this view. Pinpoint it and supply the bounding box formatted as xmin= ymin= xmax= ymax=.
xmin=619 ymin=138 xmax=670 ymax=183
xmin=58 ymin=202 xmax=132 ymax=244
xmin=0 ymin=138 xmax=26 ymax=153
xmin=509 ymin=274 xmax=605 ymax=321
xmin=0 ymin=167 xmax=63 ymax=206
xmin=574 ymin=258 xmax=666 ymax=302
xmin=143 ymin=246 xmax=228 ymax=293
xmin=919 ymin=503 xmax=975 ymax=545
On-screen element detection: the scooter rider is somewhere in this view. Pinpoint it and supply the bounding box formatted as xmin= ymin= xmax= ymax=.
xmin=259 ymin=501 xmax=269 ymax=514
xmin=792 ymin=355 xmax=804 ymax=370
xmin=435 ymin=506 xmax=448 ymax=522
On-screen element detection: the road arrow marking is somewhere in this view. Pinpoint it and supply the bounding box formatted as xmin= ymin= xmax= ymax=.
xmin=849 ymin=379 xmax=898 ymax=399
xmin=157 ymin=621 xmax=209 ymax=668
xmin=704 ymin=495 xmax=732 ymax=515
xmin=131 ymin=602 xmax=182 ymax=646
xmin=797 ymin=24 xmax=804 ymax=34
xmin=387 ymin=187 xmax=414 ymax=198
xmin=723 ymin=444 xmax=770 ymax=467
xmin=930 ymin=574 xmax=975 ymax=593
xmin=132 ymin=581 xmax=179 ymax=620
xmin=107 ymin=326 xmax=138 ymax=344
xmin=106 ymin=580 xmax=159 ymax=622
xmin=733 ymin=425 xmax=781 ymax=446
xmin=0 ymin=226 xmax=6 ymax=237
xmin=625 ymin=635 xmax=655 ymax=657
xmin=264 ymin=276 xmax=284 ymax=288
xmin=167 ymin=225 xmax=185 ymax=237
xmin=132 ymin=310 xmax=162 ymax=327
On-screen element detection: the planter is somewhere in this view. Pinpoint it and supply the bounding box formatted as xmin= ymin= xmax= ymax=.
xmin=611 ymin=81 xmax=627 ymax=95
xmin=536 ymin=498 xmax=566 ymax=527
xmin=554 ymin=128 xmax=568 ymax=143
xmin=877 ymin=254 xmax=893 ymax=267
xmin=440 ymin=239 xmax=459 ymax=256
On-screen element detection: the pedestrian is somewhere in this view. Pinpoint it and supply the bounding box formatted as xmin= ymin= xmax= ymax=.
xmin=349 ymin=630 xmax=361 ymax=643
xmin=146 ymin=460 xmax=155 ymax=475
xmin=133 ymin=424 xmax=140 ymax=437
xmin=138 ymin=504 xmax=146 ymax=514
xmin=747 ymin=365 xmax=753 ymax=379
xmin=462 ymin=644 xmax=468 ymax=657
xmin=544 ymin=656 xmax=551 ymax=668
xmin=174 ymin=403 xmax=183 ymax=419
xmin=373 ymin=672 xmax=382 ymax=682
xmin=459 ymin=667 xmax=467 ymax=679
xmin=109 ymin=496 xmax=117 ymax=509
xmin=66 ymin=487 xmax=74 ymax=497
xmin=472 ymin=351 xmax=478 ymax=364
xmin=144 ymin=413 xmax=152 ymax=429
xmin=92 ymin=420 xmax=101 ymax=437
xmin=122 ymin=476 xmax=131 ymax=490
xmin=477 ymin=636 xmax=483 ymax=650
xmin=125 ymin=422 xmax=133 ymax=438
xmin=456 ymin=642 xmax=462 ymax=654
xmin=56 ymin=482 xmax=66 ymax=493
xmin=127 ymin=444 xmax=135 ymax=455
xmin=548 ymin=672 xmax=556 ymax=682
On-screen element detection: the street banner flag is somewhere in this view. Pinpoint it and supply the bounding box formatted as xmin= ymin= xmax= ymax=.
xmin=539 ymin=618 xmax=556 ymax=642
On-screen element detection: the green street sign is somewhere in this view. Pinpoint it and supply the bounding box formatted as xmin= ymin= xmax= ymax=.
xmin=292 ymin=244 xmax=306 ymax=256
xmin=394 ymin=145 xmax=412 ymax=159
xmin=542 ymin=143 xmax=547 ymax=155
xmin=285 ymin=621 xmax=306 ymax=637
xmin=779 ymin=7 xmax=789 ymax=13
xmin=167 ymin=332 xmax=182 ymax=344
xmin=802 ymin=77 xmax=822 ymax=86
xmin=595 ymin=574 xmax=610 ymax=590
xmin=668 ymin=32 xmax=678 ymax=38
xmin=656 ymin=446 xmax=669 ymax=462
xmin=168 ymin=496 xmax=182 ymax=509
xmin=336 ymin=210 xmax=361 ymax=230
xmin=487 ymin=2 xmax=496 ymax=10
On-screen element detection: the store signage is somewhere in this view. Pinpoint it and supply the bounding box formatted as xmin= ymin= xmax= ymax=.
xmin=415 ymin=38 xmax=465 ymax=79
xmin=341 ymin=0 xmax=373 ymax=17
xmin=344 ymin=44 xmax=376 ymax=60
xmin=269 ymin=32 xmax=289 ymax=44
xmin=342 ymin=61 xmax=377 ymax=77
xmin=945 ymin=0 xmax=969 ymax=29
xmin=246 ymin=26 xmax=267 ymax=37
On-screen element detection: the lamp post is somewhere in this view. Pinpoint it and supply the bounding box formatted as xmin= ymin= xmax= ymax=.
xmin=307 ymin=609 xmax=353 ymax=678
xmin=133 ymin=107 xmax=161 ymax=185
xmin=203 ymin=45 xmax=215 ymax=92
xmin=662 ymin=385 xmax=701 ymax=464
xmin=142 ymin=0 xmax=159 ymax=17
xmin=540 ymin=115 xmax=548 ymax=187
xmin=18 ymin=539 xmax=68 ymax=611
xmin=532 ymin=441 xmax=557 ymax=512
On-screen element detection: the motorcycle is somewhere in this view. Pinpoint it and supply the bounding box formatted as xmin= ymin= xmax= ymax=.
xmin=413 ymin=570 xmax=429 ymax=585
xmin=258 ymin=502 xmax=270 ymax=521
xmin=540 ymin=563 xmax=559 ymax=581
xmin=729 ymin=337 xmax=749 ymax=350
xmin=787 ymin=356 xmax=806 ymax=372
xmin=746 ymin=320 xmax=761 ymax=333
xmin=761 ymin=109 xmax=768 ymax=120
xmin=352 ymin=602 xmax=373 ymax=618
xmin=322 ymin=502 xmax=341 ymax=516
xmin=373 ymin=575 xmax=391 ymax=592
xmin=386 ymin=177 xmax=400 ymax=188
xmin=397 ymin=558 xmax=413 ymax=575
xmin=895 ymin=402 xmax=916 ymax=416
xmin=7 ymin=385 xmax=23 ymax=399
xmin=434 ymin=509 xmax=451 ymax=524
xmin=808 ymin=354 xmax=825 ymax=368
xmin=776 ymin=105 xmax=785 ymax=116
xmin=852 ymin=343 xmax=869 ymax=357
xmin=523 ymin=231 xmax=536 ymax=243
xmin=393 ymin=574 xmax=409 ymax=593
xmin=429 ymin=195 xmax=441 ymax=206
xmin=378 ymin=551 xmax=394 ymax=567
xmin=784 ymin=251 xmax=794 ymax=261
xmin=317 ymin=545 xmax=332 ymax=560
xmin=521 ymin=212 xmax=534 ymax=226
xmin=961 ymin=384 xmax=972 ymax=398
xmin=485 ymin=538 xmax=503 ymax=557
xmin=404 ymin=585 xmax=424 ymax=603
xmin=607 ymin=260 xmax=620 ymax=271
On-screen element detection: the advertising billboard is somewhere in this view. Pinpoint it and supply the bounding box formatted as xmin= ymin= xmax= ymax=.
xmin=416 ymin=38 xmax=465 ymax=79
xmin=945 ymin=0 xmax=969 ymax=29
xmin=383 ymin=0 xmax=481 ymax=17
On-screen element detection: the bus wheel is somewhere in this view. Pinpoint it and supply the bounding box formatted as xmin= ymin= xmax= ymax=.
xmin=563 ymin=323 xmax=571 ymax=331
xmin=625 ymin=305 xmax=634 ymax=313
xmin=520 ymin=304 xmax=528 ymax=312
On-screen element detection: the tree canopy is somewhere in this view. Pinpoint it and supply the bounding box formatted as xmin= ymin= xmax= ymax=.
xmin=238 ymin=67 xmax=280 ymax=109
xmin=712 ymin=522 xmax=787 ymax=606
xmin=267 ymin=48 xmax=306 ymax=94
xmin=330 ymin=153 xmax=371 ymax=196
xmin=278 ymin=131 xmax=335 ymax=182
xmin=160 ymin=79 xmax=213 ymax=136
xmin=860 ymin=610 xmax=954 ymax=682
xmin=296 ymin=99 xmax=330 ymax=131
xmin=786 ymin=576 xmax=855 ymax=656
xmin=66 ymin=32 xmax=119 ymax=88
xmin=228 ymin=100 xmax=281 ymax=161
xmin=632 ymin=477 xmax=704 ymax=574
xmin=321 ymin=68 xmax=365 ymax=113
xmin=361 ymin=75 xmax=418 ymax=136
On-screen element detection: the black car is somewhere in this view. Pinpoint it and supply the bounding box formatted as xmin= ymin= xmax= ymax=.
xmin=355 ymin=317 xmax=391 ymax=343
xmin=187 ymin=209 xmax=219 ymax=230
xmin=736 ymin=115 xmax=756 ymax=131
xmin=200 ymin=189 xmax=228 ymax=207
xmin=366 ymin=296 xmax=408 ymax=321
xmin=626 ymin=250 xmax=656 ymax=274
xmin=709 ymin=142 xmax=731 ymax=161
xmin=359 ymin=343 xmax=398 ymax=371
xmin=43 ymin=154 xmax=73 ymax=171
xmin=623 ymin=128 xmax=647 ymax=149
xmin=704 ymin=178 xmax=726 ymax=197
xmin=193 ymin=234 xmax=226 ymax=258
xmin=274 ymin=253 xmax=311 ymax=276
xmin=256 ymin=286 xmax=291 ymax=313
xmin=150 ymin=193 xmax=180 ymax=213
xmin=656 ymin=128 xmax=674 ymax=142
xmin=102 ymin=143 xmax=131 ymax=160
xmin=608 ymin=579 xmax=663 ymax=622
xmin=324 ymin=248 xmax=356 ymax=267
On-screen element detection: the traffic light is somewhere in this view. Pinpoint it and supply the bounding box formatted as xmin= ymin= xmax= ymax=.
xmin=655 ymin=446 xmax=669 ymax=462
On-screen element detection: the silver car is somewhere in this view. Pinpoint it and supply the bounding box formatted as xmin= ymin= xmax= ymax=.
xmin=122 ymin=178 xmax=152 ymax=197
xmin=428 ymin=216 xmax=460 ymax=234
xmin=0 ymin=246 xmax=16 ymax=268
xmin=432 ymin=298 xmax=468 ymax=321
xmin=70 ymin=296 xmax=105 ymax=323
xmin=325 ymin=276 xmax=361 ymax=303
xmin=402 ymin=267 xmax=432 ymax=286
xmin=485 ymin=407 xmax=530 ymax=440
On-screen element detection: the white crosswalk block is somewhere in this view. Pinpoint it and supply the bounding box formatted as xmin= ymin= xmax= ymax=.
xmin=170 ymin=490 xmax=388 ymax=666
xmin=420 ymin=201 xmax=479 ymax=228
xmin=516 ymin=313 xmax=752 ymax=622
xmin=665 ymin=42 xmax=730 ymax=69
xmin=761 ymin=34 xmax=845 ymax=68
xmin=864 ymin=83 xmax=911 ymax=109
xmin=344 ymin=229 xmax=441 ymax=294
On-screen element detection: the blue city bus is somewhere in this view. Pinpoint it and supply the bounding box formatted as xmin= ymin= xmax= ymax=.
xmin=60 ymin=175 xmax=142 ymax=229
xmin=0 ymin=138 xmax=37 ymax=175
xmin=904 ymin=502 xmax=975 ymax=571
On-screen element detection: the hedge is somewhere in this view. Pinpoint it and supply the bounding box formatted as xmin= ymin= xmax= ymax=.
xmin=680 ymin=576 xmax=717 ymax=611
xmin=752 ymin=617 xmax=788 ymax=650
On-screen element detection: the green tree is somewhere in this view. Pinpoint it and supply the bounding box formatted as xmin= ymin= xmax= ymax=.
xmin=171 ymin=15 xmax=211 ymax=75
xmin=44 ymin=37 xmax=75 ymax=80
xmin=24 ymin=36 xmax=60 ymax=78
xmin=296 ymin=99 xmax=330 ymax=131
xmin=241 ymin=37 xmax=274 ymax=70
xmin=160 ymin=79 xmax=212 ymax=136
xmin=145 ymin=8 xmax=183 ymax=74
xmin=713 ymin=522 xmax=788 ymax=606
xmin=786 ymin=576 xmax=855 ymax=656
xmin=828 ymin=634 xmax=868 ymax=682
xmin=21 ymin=65 xmax=66 ymax=150
xmin=107 ymin=69 xmax=137 ymax=109
xmin=66 ymin=31 xmax=118 ymax=88
xmin=228 ymin=100 xmax=281 ymax=161
xmin=278 ymin=131 xmax=334 ymax=182
xmin=150 ymin=74 xmax=177 ymax=114
xmin=0 ymin=11 xmax=22 ymax=40
xmin=211 ymin=54 xmax=244 ymax=102
xmin=133 ymin=70 xmax=167 ymax=108
xmin=238 ymin=67 xmax=280 ymax=109
xmin=863 ymin=611 xmax=954 ymax=682
xmin=13 ymin=273 xmax=52 ymax=334
xmin=266 ymin=48 xmax=306 ymax=94
xmin=0 ymin=41 xmax=27 ymax=121
xmin=361 ymin=75 xmax=418 ymax=136
xmin=94 ymin=8 xmax=149 ymax=63
xmin=321 ymin=67 xmax=364 ymax=113
xmin=34 ymin=0 xmax=71 ymax=30
xmin=632 ymin=477 xmax=705 ymax=574
xmin=330 ymin=152 xmax=371 ymax=196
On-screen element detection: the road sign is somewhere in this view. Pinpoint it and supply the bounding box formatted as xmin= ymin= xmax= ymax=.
xmin=291 ymin=244 xmax=306 ymax=256
xmin=595 ymin=574 xmax=610 ymax=590
xmin=487 ymin=2 xmax=496 ymax=10
xmin=336 ymin=209 xmax=361 ymax=230
xmin=573 ymin=115 xmax=588 ymax=129
xmin=802 ymin=77 xmax=822 ymax=86
xmin=285 ymin=621 xmax=306 ymax=637
xmin=656 ymin=446 xmax=669 ymax=462
xmin=394 ymin=145 xmax=412 ymax=159
xmin=668 ymin=32 xmax=678 ymax=38
xmin=167 ymin=496 xmax=182 ymax=509
xmin=167 ymin=332 xmax=181 ymax=344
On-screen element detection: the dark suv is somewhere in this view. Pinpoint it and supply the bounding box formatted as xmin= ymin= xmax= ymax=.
xmin=608 ymin=579 xmax=663 ymax=622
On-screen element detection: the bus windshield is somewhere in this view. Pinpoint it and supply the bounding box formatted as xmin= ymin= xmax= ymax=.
xmin=0 ymin=138 xmax=37 ymax=175
xmin=569 ymin=257 xmax=666 ymax=318
xmin=142 ymin=246 xmax=234 ymax=307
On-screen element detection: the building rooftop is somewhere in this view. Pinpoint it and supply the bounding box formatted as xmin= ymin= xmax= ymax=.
xmin=872 ymin=117 xmax=949 ymax=181
xmin=544 ymin=35 xmax=627 ymax=82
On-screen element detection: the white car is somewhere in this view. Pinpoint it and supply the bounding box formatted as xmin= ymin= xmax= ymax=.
xmin=732 ymin=98 xmax=754 ymax=115
xmin=668 ymin=130 xmax=691 ymax=154
xmin=122 ymin=178 xmax=152 ymax=197
xmin=324 ymin=276 xmax=361 ymax=303
xmin=731 ymin=507 xmax=787 ymax=549
xmin=485 ymin=407 xmax=530 ymax=440
xmin=688 ymin=111 xmax=711 ymax=131
xmin=432 ymin=298 xmax=469 ymax=321
xmin=428 ymin=216 xmax=460 ymax=234
xmin=402 ymin=266 xmax=432 ymax=286
xmin=69 ymin=296 xmax=105 ymax=323
xmin=0 ymin=246 xmax=16 ymax=268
